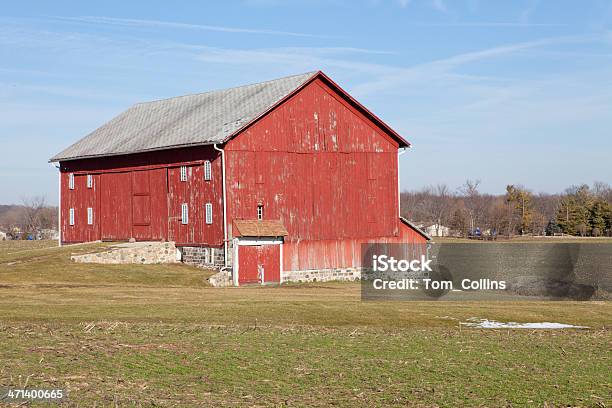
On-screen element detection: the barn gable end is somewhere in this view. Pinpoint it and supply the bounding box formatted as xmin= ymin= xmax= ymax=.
xmin=224 ymin=77 xmax=412 ymax=272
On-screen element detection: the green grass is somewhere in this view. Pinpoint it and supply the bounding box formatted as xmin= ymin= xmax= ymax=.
xmin=0 ymin=241 xmax=610 ymax=406
xmin=2 ymin=323 xmax=609 ymax=407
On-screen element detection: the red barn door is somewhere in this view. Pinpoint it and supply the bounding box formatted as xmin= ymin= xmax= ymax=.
xmin=238 ymin=243 xmax=281 ymax=285
xmin=132 ymin=170 xmax=151 ymax=240
xmin=131 ymin=169 xmax=167 ymax=241
xmin=260 ymin=244 xmax=281 ymax=283
xmin=100 ymin=172 xmax=132 ymax=240
xmin=238 ymin=245 xmax=260 ymax=284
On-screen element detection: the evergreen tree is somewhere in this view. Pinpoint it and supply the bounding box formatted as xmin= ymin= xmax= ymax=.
xmin=556 ymin=185 xmax=591 ymax=235
xmin=589 ymin=199 xmax=611 ymax=236
xmin=506 ymin=185 xmax=533 ymax=235
xmin=545 ymin=218 xmax=561 ymax=236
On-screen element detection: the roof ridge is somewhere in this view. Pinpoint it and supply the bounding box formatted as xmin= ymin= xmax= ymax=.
xmin=135 ymin=71 xmax=319 ymax=106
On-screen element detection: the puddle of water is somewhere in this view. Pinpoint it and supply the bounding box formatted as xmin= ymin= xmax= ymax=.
xmin=461 ymin=318 xmax=589 ymax=329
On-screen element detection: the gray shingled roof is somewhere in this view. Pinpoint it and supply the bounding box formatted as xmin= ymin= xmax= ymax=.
xmin=50 ymin=71 xmax=318 ymax=162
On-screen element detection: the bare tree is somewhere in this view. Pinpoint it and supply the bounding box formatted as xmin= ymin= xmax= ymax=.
xmin=593 ymin=181 xmax=612 ymax=203
xmin=532 ymin=193 xmax=560 ymax=235
xmin=400 ymin=189 xmax=421 ymax=221
xmin=459 ymin=179 xmax=482 ymax=234
xmin=427 ymin=184 xmax=452 ymax=236
xmin=20 ymin=196 xmax=48 ymax=238
xmin=488 ymin=198 xmax=508 ymax=238
xmin=401 ymin=189 xmax=436 ymax=222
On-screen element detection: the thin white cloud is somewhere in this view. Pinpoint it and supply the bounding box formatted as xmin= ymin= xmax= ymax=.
xmin=191 ymin=46 xmax=399 ymax=77
xmin=0 ymin=21 xmax=393 ymax=80
xmin=428 ymin=36 xmax=577 ymax=66
xmin=412 ymin=21 xmax=565 ymax=27
xmin=242 ymin=0 xmax=340 ymax=6
xmin=53 ymin=15 xmax=326 ymax=38
xmin=267 ymin=46 xmax=396 ymax=55
xmin=397 ymin=0 xmax=411 ymax=8
xmin=432 ymin=0 xmax=448 ymax=13
xmin=0 ymin=82 xmax=137 ymax=102
xmin=352 ymin=34 xmax=596 ymax=96
xmin=519 ymin=0 xmax=539 ymax=24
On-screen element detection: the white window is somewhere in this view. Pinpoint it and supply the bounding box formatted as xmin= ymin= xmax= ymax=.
xmin=181 ymin=203 xmax=189 ymax=224
xmin=86 ymin=174 xmax=93 ymax=188
xmin=68 ymin=173 xmax=75 ymax=190
xmin=205 ymin=203 xmax=213 ymax=224
xmin=257 ymin=204 xmax=264 ymax=221
xmin=204 ymin=161 xmax=212 ymax=181
xmin=180 ymin=166 xmax=187 ymax=182
xmin=69 ymin=208 xmax=75 ymax=226
xmin=87 ymin=207 xmax=93 ymax=225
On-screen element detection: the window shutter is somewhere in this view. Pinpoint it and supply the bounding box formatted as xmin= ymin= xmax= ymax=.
xmin=180 ymin=166 xmax=187 ymax=182
xmin=181 ymin=203 xmax=189 ymax=224
xmin=69 ymin=208 xmax=75 ymax=226
xmin=69 ymin=173 xmax=75 ymax=190
xmin=205 ymin=203 xmax=213 ymax=224
xmin=87 ymin=208 xmax=93 ymax=225
xmin=204 ymin=161 xmax=212 ymax=181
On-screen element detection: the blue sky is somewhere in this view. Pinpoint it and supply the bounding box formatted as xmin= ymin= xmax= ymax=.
xmin=1 ymin=0 xmax=612 ymax=204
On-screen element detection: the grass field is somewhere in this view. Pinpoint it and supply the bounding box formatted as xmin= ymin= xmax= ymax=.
xmin=433 ymin=236 xmax=612 ymax=243
xmin=0 ymin=241 xmax=610 ymax=406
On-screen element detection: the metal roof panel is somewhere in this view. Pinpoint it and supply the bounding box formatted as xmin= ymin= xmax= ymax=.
xmin=50 ymin=72 xmax=318 ymax=161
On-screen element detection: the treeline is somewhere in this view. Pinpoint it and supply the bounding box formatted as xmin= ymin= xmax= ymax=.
xmin=0 ymin=197 xmax=58 ymax=239
xmin=401 ymin=181 xmax=612 ymax=237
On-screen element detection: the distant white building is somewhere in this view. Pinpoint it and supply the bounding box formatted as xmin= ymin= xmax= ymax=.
xmin=422 ymin=224 xmax=451 ymax=237
xmin=39 ymin=229 xmax=59 ymax=240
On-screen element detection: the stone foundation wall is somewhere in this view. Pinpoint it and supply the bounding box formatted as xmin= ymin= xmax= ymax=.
xmin=208 ymin=268 xmax=233 ymax=287
xmin=204 ymin=267 xmax=365 ymax=287
xmin=72 ymin=242 xmax=177 ymax=264
xmin=180 ymin=246 xmax=225 ymax=268
xmin=283 ymin=267 xmax=363 ymax=283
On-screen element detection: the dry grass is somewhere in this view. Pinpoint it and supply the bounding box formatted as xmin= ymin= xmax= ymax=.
xmin=0 ymin=241 xmax=610 ymax=406
xmin=434 ymin=236 xmax=612 ymax=243
xmin=0 ymin=240 xmax=214 ymax=288
xmin=0 ymin=239 xmax=59 ymax=255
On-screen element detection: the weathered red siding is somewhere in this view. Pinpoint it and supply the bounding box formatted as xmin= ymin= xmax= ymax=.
xmin=167 ymin=162 xmax=223 ymax=246
xmin=61 ymin=173 xmax=100 ymax=243
xmin=60 ymin=146 xmax=224 ymax=246
xmin=225 ymin=78 xmax=407 ymax=271
xmin=282 ymin=234 xmax=427 ymax=272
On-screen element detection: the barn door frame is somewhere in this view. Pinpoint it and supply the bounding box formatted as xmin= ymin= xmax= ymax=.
xmin=232 ymin=237 xmax=283 ymax=286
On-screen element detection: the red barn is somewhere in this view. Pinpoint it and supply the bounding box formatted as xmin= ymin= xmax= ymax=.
xmin=50 ymin=71 xmax=430 ymax=285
